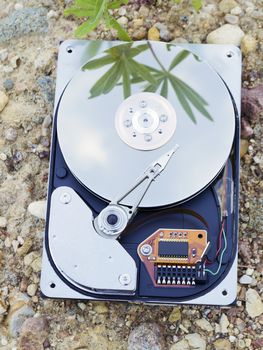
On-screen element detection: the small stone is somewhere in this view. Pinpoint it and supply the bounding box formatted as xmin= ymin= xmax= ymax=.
xmin=241 ymin=119 xmax=253 ymax=138
xmin=3 ymin=78 xmax=14 ymax=91
xmin=185 ymin=333 xmax=206 ymax=350
xmin=0 ymin=153 xmax=7 ymax=161
xmin=18 ymin=317 xmax=49 ymax=350
xmin=24 ymin=251 xmax=39 ymax=266
xmin=224 ymin=14 xmax=239 ymax=25
xmin=139 ymin=5 xmax=149 ymax=18
xmin=42 ymin=115 xmax=52 ymax=128
xmin=246 ymin=268 xmax=254 ymax=276
xmin=148 ymin=26 xmax=160 ymax=41
xmin=219 ymin=313 xmax=229 ymax=333
xmin=213 ymin=338 xmax=231 ymax=350
xmin=168 ymin=308 xmax=181 ymax=323
xmin=219 ymin=0 xmax=238 ymax=13
xmin=133 ymin=18 xmax=144 ymax=28
xmin=27 ymin=284 xmax=38 ymax=297
xmin=246 ymin=288 xmax=263 ymax=318
xmin=231 ymin=6 xmax=242 ymax=15
xmin=4 ymin=127 xmax=18 ymax=142
xmin=0 ymin=90 xmax=9 ymax=112
xmin=170 ymin=339 xmax=190 ymax=350
xmin=128 ymin=323 xmax=164 ymax=350
xmin=117 ymin=16 xmax=128 ymax=27
xmin=37 ymin=76 xmax=55 ymax=104
xmin=28 ymin=200 xmax=47 ymax=220
xmin=155 ymin=23 xmax=171 ymax=41
xmin=239 ymin=275 xmax=253 ymax=284
xmin=118 ymin=7 xmax=126 ymax=16
xmin=31 ymin=257 xmax=42 ymax=273
xmin=17 ymin=238 xmax=33 ymax=257
xmin=47 ymin=10 xmax=59 ymax=19
xmin=195 ymin=318 xmax=213 ymax=332
xmin=242 ymin=85 xmax=263 ymax=121
xmin=14 ymin=3 xmax=23 ymax=10
xmin=6 ymin=292 xmax=34 ymax=337
xmin=93 ymin=302 xmax=108 ymax=314
xmin=0 ymin=48 xmax=8 ymax=62
xmin=241 ymin=35 xmax=257 ymax=55
xmin=0 ymin=216 xmax=7 ymax=228
xmin=206 ymin=24 xmax=244 ymax=45
xmin=132 ymin=28 xmax=147 ymax=40
xmin=240 ymin=139 xmax=249 ymax=158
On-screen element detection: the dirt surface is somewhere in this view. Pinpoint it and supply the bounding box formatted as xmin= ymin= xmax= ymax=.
xmin=0 ymin=0 xmax=262 ymax=349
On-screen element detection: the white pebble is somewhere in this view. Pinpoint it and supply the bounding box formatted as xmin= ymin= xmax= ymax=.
xmin=28 ymin=200 xmax=47 ymax=220
xmin=206 ymin=24 xmax=244 ymax=46
xmin=239 ymin=275 xmax=253 ymax=284
xmin=14 ymin=3 xmax=23 ymax=10
xmin=0 ymin=216 xmax=7 ymax=228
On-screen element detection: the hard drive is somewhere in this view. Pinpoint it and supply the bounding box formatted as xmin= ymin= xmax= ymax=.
xmin=40 ymin=40 xmax=241 ymax=305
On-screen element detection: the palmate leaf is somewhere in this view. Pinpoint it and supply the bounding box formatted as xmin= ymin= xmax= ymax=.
xmin=64 ymin=0 xmax=130 ymax=41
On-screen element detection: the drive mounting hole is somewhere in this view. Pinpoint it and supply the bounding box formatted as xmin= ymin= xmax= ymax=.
xmin=198 ymin=233 xmax=203 ymax=239
xmin=66 ymin=46 xmax=73 ymax=53
xmin=50 ymin=282 xmax=56 ymax=289
xmin=222 ymin=289 xmax=228 ymax=296
xmin=226 ymin=51 xmax=234 ymax=58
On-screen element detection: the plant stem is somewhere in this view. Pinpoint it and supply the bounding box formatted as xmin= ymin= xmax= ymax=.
xmin=147 ymin=41 xmax=167 ymax=73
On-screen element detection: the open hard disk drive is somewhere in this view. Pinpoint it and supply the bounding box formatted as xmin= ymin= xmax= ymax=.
xmin=40 ymin=40 xmax=241 ymax=305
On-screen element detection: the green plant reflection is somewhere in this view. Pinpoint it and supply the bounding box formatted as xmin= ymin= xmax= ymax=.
xmin=82 ymin=42 xmax=212 ymax=123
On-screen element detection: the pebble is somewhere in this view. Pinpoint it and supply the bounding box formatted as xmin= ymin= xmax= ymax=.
xmin=17 ymin=238 xmax=33 ymax=257
xmin=6 ymin=292 xmax=34 ymax=337
xmin=0 ymin=90 xmax=9 ymax=112
xmin=195 ymin=318 xmax=213 ymax=332
xmin=242 ymin=85 xmax=263 ymax=121
xmin=0 ymin=216 xmax=7 ymax=228
xmin=224 ymin=14 xmax=239 ymax=25
xmin=132 ymin=28 xmax=147 ymax=40
xmin=14 ymin=3 xmax=23 ymax=10
xmin=219 ymin=313 xmax=229 ymax=333
xmin=139 ymin=5 xmax=150 ymax=18
xmin=241 ymin=119 xmax=253 ymax=138
xmin=117 ymin=16 xmax=128 ymax=27
xmin=245 ymin=288 xmax=263 ymax=318
xmin=27 ymin=284 xmax=38 ymax=297
xmin=27 ymin=200 xmax=47 ymax=220
xmin=239 ymin=274 xmax=253 ymax=284
xmin=206 ymin=24 xmax=244 ymax=45
xmin=42 ymin=115 xmax=52 ymax=129
xmin=47 ymin=10 xmax=59 ymax=19
xmin=219 ymin=0 xmax=238 ymax=13
xmin=155 ymin=23 xmax=171 ymax=41
xmin=241 ymin=35 xmax=257 ymax=55
xmin=185 ymin=333 xmax=206 ymax=350
xmin=240 ymin=139 xmax=249 ymax=158
xmin=0 ymin=8 xmax=48 ymax=43
xmin=118 ymin=7 xmax=126 ymax=16
xmin=3 ymin=78 xmax=14 ymax=91
xmin=4 ymin=127 xmax=18 ymax=142
xmin=93 ymin=302 xmax=108 ymax=314
xmin=37 ymin=76 xmax=55 ymax=104
xmin=18 ymin=317 xmax=49 ymax=350
xmin=0 ymin=49 xmax=8 ymax=62
xmin=168 ymin=307 xmax=181 ymax=323
xmin=170 ymin=339 xmax=190 ymax=350
xmin=128 ymin=323 xmax=164 ymax=350
xmin=246 ymin=268 xmax=254 ymax=276
xmin=231 ymin=6 xmax=242 ymax=15
xmin=148 ymin=26 xmax=160 ymax=41
xmin=213 ymin=338 xmax=231 ymax=350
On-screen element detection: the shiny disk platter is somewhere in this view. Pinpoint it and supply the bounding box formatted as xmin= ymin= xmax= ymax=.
xmin=56 ymin=42 xmax=236 ymax=208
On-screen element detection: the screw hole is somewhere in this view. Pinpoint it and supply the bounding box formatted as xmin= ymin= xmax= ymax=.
xmin=50 ymin=282 xmax=56 ymax=289
xmin=226 ymin=51 xmax=234 ymax=58
xmin=129 ymin=210 xmax=132 ymax=214
xmin=222 ymin=289 xmax=228 ymax=296
xmin=66 ymin=46 xmax=73 ymax=54
xmin=198 ymin=233 xmax=203 ymax=239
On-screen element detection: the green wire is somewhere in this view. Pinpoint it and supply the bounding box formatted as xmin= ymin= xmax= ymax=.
xmin=205 ymin=229 xmax=227 ymax=276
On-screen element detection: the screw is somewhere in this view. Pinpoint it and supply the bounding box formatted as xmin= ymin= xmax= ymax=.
xmin=119 ymin=273 xmax=131 ymax=286
xmin=144 ymin=134 xmax=152 ymax=142
xmin=160 ymin=114 xmax=168 ymax=123
xmin=124 ymin=119 xmax=132 ymax=127
xmin=140 ymin=244 xmax=152 ymax=256
xmin=60 ymin=192 xmax=71 ymax=204
xmin=140 ymin=100 xmax=147 ymax=108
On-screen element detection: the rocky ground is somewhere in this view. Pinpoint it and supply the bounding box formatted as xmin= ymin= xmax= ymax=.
xmin=0 ymin=0 xmax=262 ymax=349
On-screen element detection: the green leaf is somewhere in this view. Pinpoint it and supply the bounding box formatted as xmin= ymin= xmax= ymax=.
xmin=128 ymin=44 xmax=149 ymax=57
xmin=86 ymin=40 xmax=104 ymax=59
xmin=127 ymin=59 xmax=156 ymax=84
xmin=82 ymin=55 xmax=116 ymax=70
xmin=169 ymin=50 xmax=190 ymax=71
xmin=169 ymin=76 xmax=197 ymax=123
xmin=107 ymin=0 xmax=129 ymax=9
xmin=144 ymin=78 xmax=163 ymax=93
xmin=103 ymin=61 xmax=123 ymax=94
xmin=89 ymin=62 xmax=120 ymax=97
xmin=192 ymin=0 xmax=202 ymax=11
xmin=107 ymin=16 xmax=131 ymax=41
xmin=160 ymin=78 xmax=168 ymax=98
xmin=122 ymin=60 xmax=131 ymax=98
xmin=74 ymin=0 xmax=107 ymax=37
xmin=174 ymin=77 xmax=213 ymax=120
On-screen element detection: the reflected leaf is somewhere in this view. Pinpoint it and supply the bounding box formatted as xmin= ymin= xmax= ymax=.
xmin=169 ymin=50 xmax=190 ymax=71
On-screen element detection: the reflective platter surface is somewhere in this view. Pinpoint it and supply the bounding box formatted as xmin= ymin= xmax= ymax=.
xmin=57 ymin=42 xmax=235 ymax=208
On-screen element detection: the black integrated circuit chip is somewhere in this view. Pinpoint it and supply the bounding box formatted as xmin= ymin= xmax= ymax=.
xmin=158 ymin=241 xmax=189 ymax=258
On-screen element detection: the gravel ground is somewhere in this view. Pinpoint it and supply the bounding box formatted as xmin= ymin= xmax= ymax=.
xmin=0 ymin=0 xmax=262 ymax=349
